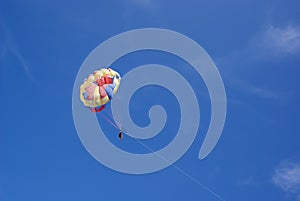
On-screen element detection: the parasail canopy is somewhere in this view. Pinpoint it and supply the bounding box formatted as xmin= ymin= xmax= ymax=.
xmin=80 ymin=68 xmax=121 ymax=112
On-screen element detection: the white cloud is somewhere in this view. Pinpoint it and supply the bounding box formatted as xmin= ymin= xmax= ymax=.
xmin=215 ymin=24 xmax=298 ymax=105
xmin=272 ymin=161 xmax=300 ymax=195
xmin=265 ymin=25 xmax=300 ymax=54
xmin=252 ymin=24 xmax=300 ymax=57
xmin=8 ymin=44 xmax=36 ymax=83
xmin=0 ymin=22 xmax=38 ymax=85
xmin=216 ymin=23 xmax=300 ymax=68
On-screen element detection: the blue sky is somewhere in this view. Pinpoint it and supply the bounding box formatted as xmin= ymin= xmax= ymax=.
xmin=1 ymin=0 xmax=300 ymax=201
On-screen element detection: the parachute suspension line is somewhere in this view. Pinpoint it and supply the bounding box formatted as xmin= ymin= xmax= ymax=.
xmin=133 ymin=138 xmax=226 ymax=201
xmin=106 ymin=110 xmax=121 ymax=129
xmin=99 ymin=112 xmax=120 ymax=130
xmin=114 ymin=95 xmax=123 ymax=130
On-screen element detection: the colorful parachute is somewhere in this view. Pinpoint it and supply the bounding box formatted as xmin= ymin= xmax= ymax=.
xmin=80 ymin=68 xmax=121 ymax=112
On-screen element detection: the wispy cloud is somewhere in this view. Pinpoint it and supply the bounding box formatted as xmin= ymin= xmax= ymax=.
xmin=251 ymin=24 xmax=300 ymax=57
xmin=217 ymin=23 xmax=300 ymax=68
xmin=8 ymin=44 xmax=37 ymax=83
xmin=272 ymin=160 xmax=300 ymax=198
xmin=0 ymin=22 xmax=38 ymax=84
xmin=215 ymin=23 xmax=298 ymax=105
xmin=237 ymin=176 xmax=256 ymax=186
xmin=220 ymin=71 xmax=291 ymax=104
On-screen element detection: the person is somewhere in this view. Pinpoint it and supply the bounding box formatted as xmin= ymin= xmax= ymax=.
xmin=118 ymin=131 xmax=122 ymax=140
